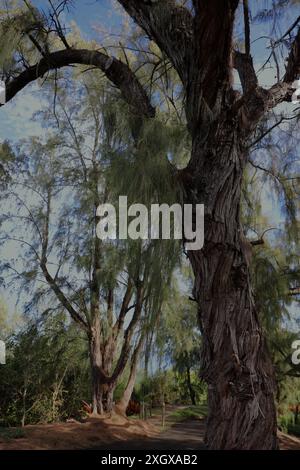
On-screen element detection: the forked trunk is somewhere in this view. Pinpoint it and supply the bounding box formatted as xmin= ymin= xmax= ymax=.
xmin=90 ymin=370 xmax=116 ymax=415
xmin=89 ymin=318 xmax=116 ymax=414
xmin=186 ymin=126 xmax=278 ymax=449
xmin=91 ymin=370 xmax=103 ymax=415
xmin=116 ymin=336 xmax=144 ymax=415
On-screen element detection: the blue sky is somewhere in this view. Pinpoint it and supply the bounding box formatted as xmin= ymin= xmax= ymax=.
xmin=34 ymin=0 xmax=123 ymax=37
xmin=0 ymin=0 xmax=123 ymax=142
xmin=1 ymin=0 xmax=299 ymax=142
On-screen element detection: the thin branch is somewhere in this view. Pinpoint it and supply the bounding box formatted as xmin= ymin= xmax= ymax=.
xmin=248 ymin=117 xmax=285 ymax=148
xmin=48 ymin=0 xmax=71 ymax=49
xmin=274 ymin=16 xmax=300 ymax=46
xmin=249 ymin=228 xmax=278 ymax=246
xmin=243 ymin=0 xmax=251 ymax=57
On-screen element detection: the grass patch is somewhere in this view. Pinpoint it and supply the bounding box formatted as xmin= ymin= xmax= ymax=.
xmin=168 ymin=404 xmax=208 ymax=423
xmin=128 ymin=403 xmax=208 ymax=432
xmin=0 ymin=427 xmax=25 ymax=441
xmin=287 ymin=423 xmax=300 ymax=438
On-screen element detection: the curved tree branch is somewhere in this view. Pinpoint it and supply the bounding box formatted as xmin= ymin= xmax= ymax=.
xmin=3 ymin=48 xmax=155 ymax=118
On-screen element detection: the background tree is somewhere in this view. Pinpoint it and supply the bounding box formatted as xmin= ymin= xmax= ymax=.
xmin=153 ymin=273 xmax=203 ymax=406
xmin=0 ymin=72 xmax=181 ymax=414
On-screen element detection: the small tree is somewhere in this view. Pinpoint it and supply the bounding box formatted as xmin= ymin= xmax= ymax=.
xmin=0 ymin=76 xmax=180 ymax=414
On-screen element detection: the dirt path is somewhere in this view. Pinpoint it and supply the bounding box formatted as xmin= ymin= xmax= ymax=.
xmin=0 ymin=405 xmax=299 ymax=450
xmin=91 ymin=419 xmax=300 ymax=450
xmin=92 ymin=417 xmax=206 ymax=450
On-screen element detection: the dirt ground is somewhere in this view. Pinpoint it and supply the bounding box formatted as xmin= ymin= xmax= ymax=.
xmin=91 ymin=417 xmax=206 ymax=450
xmin=0 ymin=414 xmax=158 ymax=450
xmin=0 ymin=409 xmax=299 ymax=450
xmin=278 ymin=431 xmax=300 ymax=450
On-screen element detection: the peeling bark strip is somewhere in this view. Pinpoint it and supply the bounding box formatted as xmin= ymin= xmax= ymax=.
xmin=4 ymin=49 xmax=155 ymax=118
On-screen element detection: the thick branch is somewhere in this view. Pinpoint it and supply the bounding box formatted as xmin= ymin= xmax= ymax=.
xmin=111 ymin=285 xmax=143 ymax=382
xmin=243 ymin=0 xmax=251 ymax=57
xmin=113 ymin=281 xmax=133 ymax=337
xmin=40 ymin=261 xmax=89 ymax=332
xmin=283 ymin=26 xmax=300 ymax=83
xmin=187 ymin=0 xmax=239 ymax=131
xmin=233 ymin=51 xmax=258 ymax=93
xmin=117 ymin=0 xmax=193 ymax=84
xmin=4 ymin=49 xmax=155 ymax=118
xmin=116 ymin=331 xmax=145 ymax=412
xmin=233 ymin=25 xmax=300 ymax=128
xmin=250 ymin=239 xmax=264 ymax=246
xmin=262 ymin=26 xmax=300 ymax=110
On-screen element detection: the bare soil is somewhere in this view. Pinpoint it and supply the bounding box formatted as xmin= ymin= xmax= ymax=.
xmin=0 ymin=407 xmax=299 ymax=450
xmin=0 ymin=414 xmax=157 ymax=450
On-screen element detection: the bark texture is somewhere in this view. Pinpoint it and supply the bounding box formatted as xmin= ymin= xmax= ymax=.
xmin=185 ymin=118 xmax=278 ymax=449
xmin=116 ymin=334 xmax=145 ymax=415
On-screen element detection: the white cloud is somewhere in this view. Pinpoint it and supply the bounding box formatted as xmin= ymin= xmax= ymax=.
xmin=0 ymin=83 xmax=48 ymax=142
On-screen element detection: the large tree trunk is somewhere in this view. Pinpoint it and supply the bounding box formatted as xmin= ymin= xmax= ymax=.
xmin=116 ymin=335 xmax=144 ymax=415
xmin=90 ymin=369 xmax=116 ymax=415
xmin=89 ymin=325 xmax=104 ymax=415
xmin=101 ymin=383 xmax=115 ymax=414
xmin=89 ymin=317 xmax=117 ymax=415
xmin=90 ymin=347 xmax=117 ymax=415
xmin=185 ymin=125 xmax=278 ymax=450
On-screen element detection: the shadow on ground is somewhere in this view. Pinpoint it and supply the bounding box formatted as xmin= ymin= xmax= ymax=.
xmin=91 ymin=418 xmax=206 ymax=450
